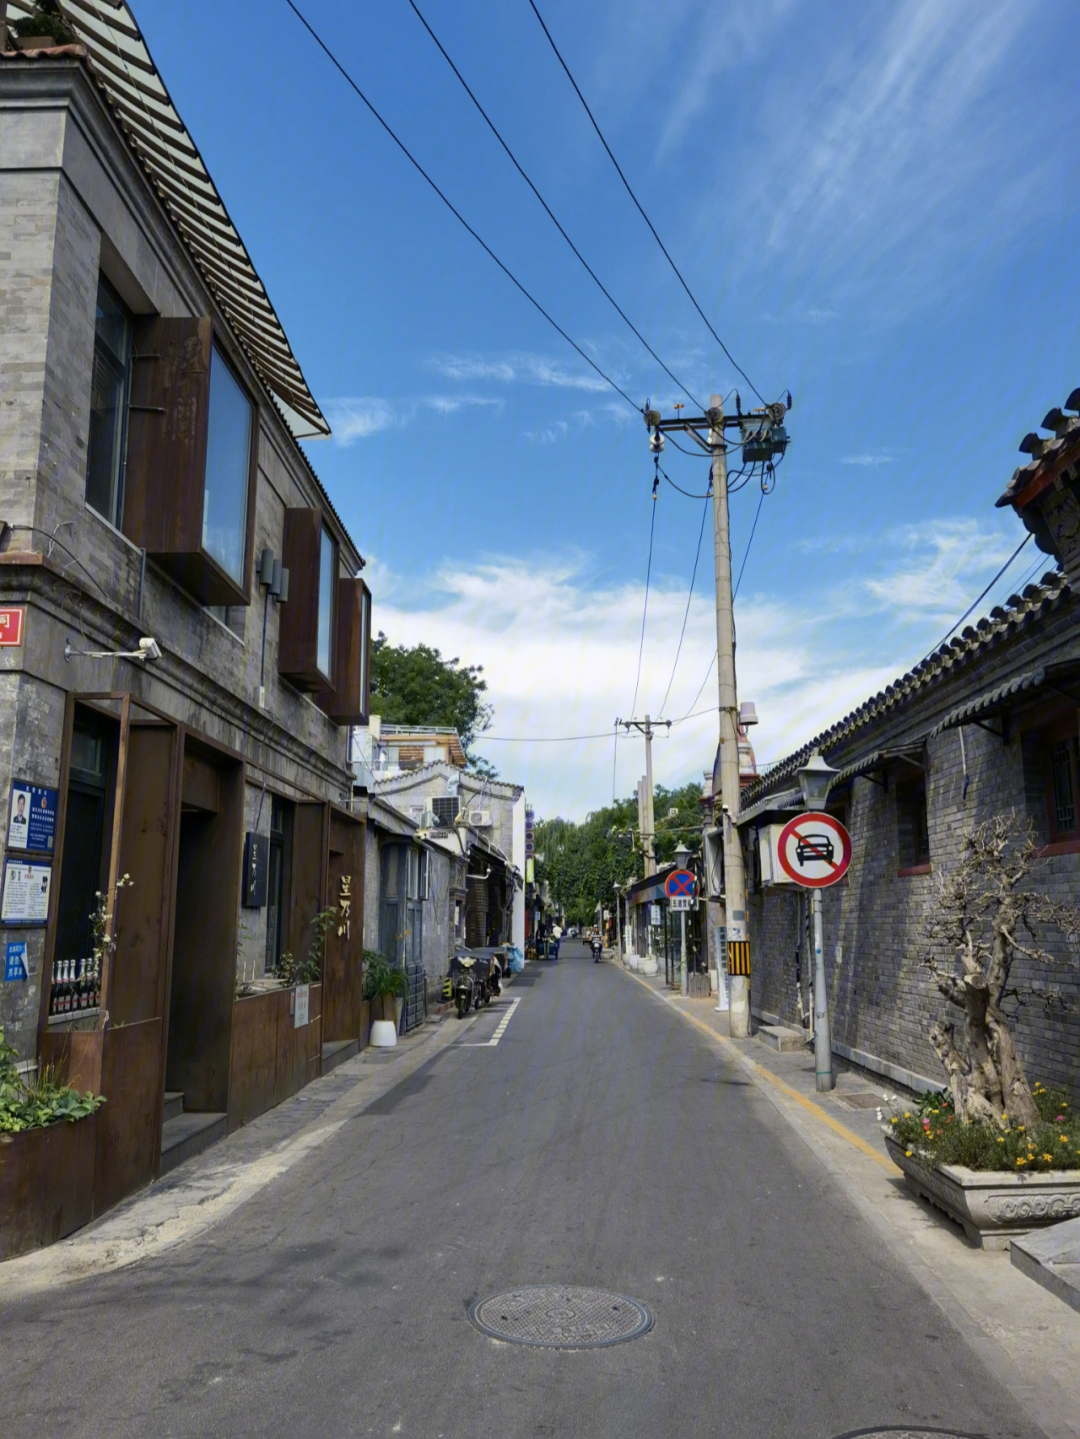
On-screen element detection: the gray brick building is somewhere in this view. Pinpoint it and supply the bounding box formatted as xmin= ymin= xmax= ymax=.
xmin=727 ymin=391 xmax=1080 ymax=1099
xmin=0 ymin=14 xmax=370 ymax=1228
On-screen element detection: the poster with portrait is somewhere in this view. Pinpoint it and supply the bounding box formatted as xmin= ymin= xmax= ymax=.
xmin=7 ymin=783 xmax=58 ymax=853
xmin=1 ymin=859 xmax=52 ymax=925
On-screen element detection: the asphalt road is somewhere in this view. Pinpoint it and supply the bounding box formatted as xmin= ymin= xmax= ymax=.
xmin=0 ymin=942 xmax=1044 ymax=1439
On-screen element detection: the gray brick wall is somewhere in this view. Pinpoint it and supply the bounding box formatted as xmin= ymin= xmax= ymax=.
xmin=748 ymin=627 xmax=1080 ymax=1100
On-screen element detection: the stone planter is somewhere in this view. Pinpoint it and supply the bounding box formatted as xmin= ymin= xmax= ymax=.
xmin=885 ymin=1134 xmax=1080 ymax=1249
xmin=0 ymin=1114 xmax=98 ymax=1260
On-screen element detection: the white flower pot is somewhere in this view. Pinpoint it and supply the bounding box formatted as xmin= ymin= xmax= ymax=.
xmin=370 ymin=1019 xmax=397 ymax=1048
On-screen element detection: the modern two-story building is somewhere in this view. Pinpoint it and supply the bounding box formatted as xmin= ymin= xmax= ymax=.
xmin=0 ymin=4 xmax=370 ymax=1234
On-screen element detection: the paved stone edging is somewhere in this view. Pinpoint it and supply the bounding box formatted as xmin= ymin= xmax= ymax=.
xmin=0 ymin=1007 xmax=475 ymax=1304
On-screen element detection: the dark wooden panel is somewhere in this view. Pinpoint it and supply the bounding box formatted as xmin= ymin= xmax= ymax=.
xmin=124 ymin=316 xmax=251 ymax=606
xmin=166 ymin=750 xmax=243 ymax=1113
xmin=125 ymin=316 xmax=210 ymax=558
xmin=93 ymin=1018 xmax=162 ymax=1213
xmin=288 ymin=801 xmax=328 ymax=962
xmin=322 ymin=812 xmax=365 ymax=1040
xmin=111 ymin=723 xmax=179 ymax=1028
xmin=182 ymin=751 xmax=221 ymax=813
xmin=41 ymin=1028 xmax=103 ymax=1095
xmin=0 ymin=1114 xmax=97 ymax=1260
xmin=315 ymin=579 xmax=370 ymax=724
xmin=278 ymin=508 xmax=323 ymax=688
xmin=227 ymin=987 xmax=287 ymax=1133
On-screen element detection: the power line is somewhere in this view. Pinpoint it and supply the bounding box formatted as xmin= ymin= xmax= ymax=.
xmin=659 ymin=463 xmax=711 ymax=500
xmin=926 ymin=532 xmax=1033 ymax=658
xmin=733 ymin=486 xmax=765 ymax=599
xmin=286 ymin=0 xmax=640 ymax=412
xmin=629 ymin=483 xmax=659 ymax=718
xmin=527 ymin=0 xmax=766 ymax=405
xmin=405 ymin=0 xmax=703 ymax=411
xmin=655 ymin=493 xmax=710 ymax=717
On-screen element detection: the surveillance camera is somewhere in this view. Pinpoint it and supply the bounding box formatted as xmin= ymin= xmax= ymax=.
xmin=137 ymin=637 xmax=162 ymax=662
xmin=721 ymin=803 xmax=730 ymax=814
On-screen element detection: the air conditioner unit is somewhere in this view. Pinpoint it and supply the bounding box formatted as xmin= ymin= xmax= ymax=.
xmin=466 ymin=809 xmax=492 ymax=827
xmin=759 ymin=823 xmax=797 ymax=886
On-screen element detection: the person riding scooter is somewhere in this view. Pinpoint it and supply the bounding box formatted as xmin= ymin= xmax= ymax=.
xmin=590 ymin=935 xmax=603 ymax=962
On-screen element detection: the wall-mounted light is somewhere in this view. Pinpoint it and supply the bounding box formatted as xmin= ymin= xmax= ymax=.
xmin=65 ymin=636 xmax=162 ymax=664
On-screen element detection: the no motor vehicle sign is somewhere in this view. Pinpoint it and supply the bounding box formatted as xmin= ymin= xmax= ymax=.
xmin=776 ymin=812 xmax=851 ymax=888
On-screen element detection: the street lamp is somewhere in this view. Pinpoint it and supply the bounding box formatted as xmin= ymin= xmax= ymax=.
xmin=612 ymin=880 xmax=623 ymax=961
xmin=674 ymin=842 xmax=692 ymax=998
xmin=796 ymin=753 xmax=838 ymax=1092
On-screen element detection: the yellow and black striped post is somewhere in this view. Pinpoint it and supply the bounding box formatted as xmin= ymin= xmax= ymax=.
xmin=727 ymin=939 xmax=750 ymax=977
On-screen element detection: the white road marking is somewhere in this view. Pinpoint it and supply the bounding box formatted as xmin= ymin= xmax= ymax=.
xmin=459 ymin=996 xmax=521 ymax=1047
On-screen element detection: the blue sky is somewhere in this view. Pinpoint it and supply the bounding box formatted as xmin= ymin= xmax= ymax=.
xmin=135 ymin=0 xmax=1079 ymax=817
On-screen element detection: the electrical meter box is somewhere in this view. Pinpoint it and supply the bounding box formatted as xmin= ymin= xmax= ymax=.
xmin=759 ymin=823 xmax=798 ymax=886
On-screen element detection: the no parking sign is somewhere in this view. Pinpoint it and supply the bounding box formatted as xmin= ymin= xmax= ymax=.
xmin=776 ymin=813 xmax=851 ymax=888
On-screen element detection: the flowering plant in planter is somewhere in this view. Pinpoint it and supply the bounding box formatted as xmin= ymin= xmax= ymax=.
xmin=884 ymin=1083 xmax=1080 ymax=1173
xmin=0 ymin=1027 xmax=104 ymax=1134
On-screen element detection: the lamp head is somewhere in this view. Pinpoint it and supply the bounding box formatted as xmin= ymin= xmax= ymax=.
xmin=797 ymin=752 xmax=838 ymax=809
xmin=674 ymin=841 xmax=692 ymax=866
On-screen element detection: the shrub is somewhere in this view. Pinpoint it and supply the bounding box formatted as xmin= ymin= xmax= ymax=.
xmin=362 ymin=951 xmax=407 ymax=1001
xmin=885 ymin=1083 xmax=1080 ymax=1174
xmin=0 ymin=1027 xmax=104 ymax=1134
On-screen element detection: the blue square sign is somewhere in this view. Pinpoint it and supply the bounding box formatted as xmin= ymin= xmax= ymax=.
xmin=4 ymin=940 xmax=28 ymax=982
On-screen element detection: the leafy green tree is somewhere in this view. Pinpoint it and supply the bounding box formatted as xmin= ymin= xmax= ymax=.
xmin=535 ymin=780 xmax=703 ymax=925
xmin=370 ymin=632 xmax=495 ymax=773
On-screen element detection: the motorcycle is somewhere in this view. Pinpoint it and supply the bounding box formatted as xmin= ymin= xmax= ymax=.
xmin=591 ymin=937 xmax=603 ymax=962
xmin=445 ymin=954 xmax=478 ymax=1018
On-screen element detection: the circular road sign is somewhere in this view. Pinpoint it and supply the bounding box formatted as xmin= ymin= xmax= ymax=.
xmin=776 ymin=812 xmax=851 ymax=888
xmin=664 ymin=869 xmax=697 ymax=899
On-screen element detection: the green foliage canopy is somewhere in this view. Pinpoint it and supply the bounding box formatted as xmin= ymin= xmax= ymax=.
xmin=534 ymin=780 xmax=703 ymax=925
xmin=370 ymin=632 xmax=495 ymax=773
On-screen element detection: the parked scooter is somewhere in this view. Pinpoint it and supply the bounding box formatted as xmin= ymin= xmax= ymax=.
xmin=445 ymin=954 xmax=478 ymax=1018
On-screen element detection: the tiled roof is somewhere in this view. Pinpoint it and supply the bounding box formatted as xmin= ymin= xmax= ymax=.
xmin=6 ymin=1 xmax=329 ymax=440
xmin=996 ymin=390 xmax=1080 ymax=511
xmin=741 ymin=568 xmax=1069 ymax=808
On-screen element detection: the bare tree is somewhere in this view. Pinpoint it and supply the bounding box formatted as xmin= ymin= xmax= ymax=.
xmin=924 ymin=812 xmax=1080 ymax=1129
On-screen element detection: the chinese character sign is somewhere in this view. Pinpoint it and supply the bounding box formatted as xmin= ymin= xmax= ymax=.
xmin=338 ymin=874 xmax=352 ymax=939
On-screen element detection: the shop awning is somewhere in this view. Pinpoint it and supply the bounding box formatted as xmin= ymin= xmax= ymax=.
xmin=10 ymin=0 xmax=330 ymax=439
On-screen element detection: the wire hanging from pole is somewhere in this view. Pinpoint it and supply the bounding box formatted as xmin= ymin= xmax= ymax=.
xmin=655 ymin=493 xmax=710 ymax=719
xmin=629 ymin=465 xmax=660 ymax=719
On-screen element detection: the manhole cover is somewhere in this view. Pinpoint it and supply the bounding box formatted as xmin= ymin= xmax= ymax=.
xmin=833 ymin=1429 xmax=985 ymax=1439
xmin=837 ymin=1092 xmax=886 ymax=1110
xmin=469 ymin=1286 xmax=653 ymax=1348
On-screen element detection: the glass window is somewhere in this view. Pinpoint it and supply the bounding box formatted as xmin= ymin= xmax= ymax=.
xmin=85 ymin=276 xmax=131 ymax=526
xmin=407 ymin=847 xmax=420 ymax=901
xmin=202 ymin=343 xmax=252 ymax=584
xmin=317 ymin=526 xmax=335 ymax=680
xmin=1050 ymin=737 xmax=1079 ymax=836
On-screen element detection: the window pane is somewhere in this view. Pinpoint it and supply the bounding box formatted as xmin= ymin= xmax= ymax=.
xmin=85 ymin=277 xmax=130 ymax=525
xmin=1051 ymin=739 xmax=1076 ymax=833
xmin=203 ymin=344 xmax=252 ymax=583
xmin=317 ymin=527 xmax=335 ymax=679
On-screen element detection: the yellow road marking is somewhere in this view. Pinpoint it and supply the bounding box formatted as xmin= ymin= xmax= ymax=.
xmin=625 ymin=969 xmax=900 ymax=1174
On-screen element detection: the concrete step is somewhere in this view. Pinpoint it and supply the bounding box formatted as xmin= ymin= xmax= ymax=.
xmin=160 ymin=1111 xmax=226 ymax=1176
xmin=757 ymin=1023 xmax=808 ymax=1054
xmin=321 ymin=1039 xmax=358 ymax=1075
xmin=1011 ymin=1217 xmax=1080 ymax=1314
xmin=163 ymin=1090 xmax=184 ymax=1124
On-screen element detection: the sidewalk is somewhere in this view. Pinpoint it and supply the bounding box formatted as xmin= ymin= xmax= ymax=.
xmin=619 ymin=959 xmax=1080 ymax=1439
xmin=0 ymin=1004 xmax=473 ymax=1305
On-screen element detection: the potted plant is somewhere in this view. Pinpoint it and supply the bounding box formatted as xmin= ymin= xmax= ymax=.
xmin=883 ymin=813 xmax=1080 ymax=1247
xmin=9 ymin=1 xmax=77 ymax=48
xmin=0 ymin=1025 xmax=105 ymax=1259
xmin=362 ymin=952 xmax=407 ymax=1048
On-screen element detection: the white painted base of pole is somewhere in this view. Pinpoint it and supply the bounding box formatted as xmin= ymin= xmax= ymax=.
xmin=729 ymin=975 xmax=751 ymax=1037
xmin=370 ymin=1020 xmax=398 ymax=1048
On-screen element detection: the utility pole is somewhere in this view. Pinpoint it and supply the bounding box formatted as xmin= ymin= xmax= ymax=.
xmin=643 ymin=394 xmax=788 ymax=1040
xmin=618 ymin=715 xmax=669 ymax=878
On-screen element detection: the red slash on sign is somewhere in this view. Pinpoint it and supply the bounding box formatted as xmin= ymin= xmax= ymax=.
xmin=776 ymin=812 xmax=852 ymax=888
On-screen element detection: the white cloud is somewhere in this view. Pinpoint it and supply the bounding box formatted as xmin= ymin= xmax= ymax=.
xmin=366 ymin=517 xmax=1032 ymax=820
xmin=425 ymin=350 xmax=613 ymax=393
xmin=325 ymin=394 xmax=501 ymax=446
xmin=841 ymin=454 xmax=895 ymax=467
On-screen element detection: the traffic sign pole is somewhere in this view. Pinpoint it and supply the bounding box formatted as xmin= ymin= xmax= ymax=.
xmin=811 ymin=889 xmax=833 ymax=1091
